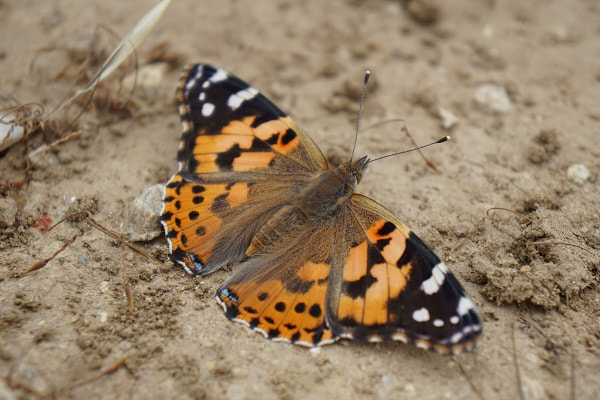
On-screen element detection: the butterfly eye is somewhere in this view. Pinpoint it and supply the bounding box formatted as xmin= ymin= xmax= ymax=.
xmin=355 ymin=172 xmax=362 ymax=183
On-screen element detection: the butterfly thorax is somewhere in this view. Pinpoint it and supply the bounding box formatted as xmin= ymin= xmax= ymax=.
xmin=247 ymin=157 xmax=369 ymax=257
xmin=296 ymin=155 xmax=369 ymax=220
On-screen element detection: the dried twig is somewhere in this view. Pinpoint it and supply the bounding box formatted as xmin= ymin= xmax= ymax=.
xmin=21 ymin=230 xmax=85 ymax=276
xmin=65 ymin=356 xmax=128 ymax=392
xmin=121 ymin=243 xmax=135 ymax=313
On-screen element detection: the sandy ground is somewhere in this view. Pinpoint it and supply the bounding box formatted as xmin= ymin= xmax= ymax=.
xmin=1 ymin=0 xmax=599 ymax=399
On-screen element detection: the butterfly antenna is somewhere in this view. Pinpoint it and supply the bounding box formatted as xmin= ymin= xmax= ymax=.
xmin=368 ymin=136 xmax=450 ymax=163
xmin=350 ymin=70 xmax=371 ymax=162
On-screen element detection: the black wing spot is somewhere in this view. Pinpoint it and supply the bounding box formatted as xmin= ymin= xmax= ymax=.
xmin=274 ymin=302 xmax=286 ymax=312
xmin=345 ymin=274 xmax=378 ymax=299
xmin=225 ymin=304 xmax=239 ymax=319
xmin=268 ymin=328 xmax=280 ymax=339
xmin=188 ymin=211 xmax=199 ymax=220
xmin=312 ymin=330 xmax=324 ymax=344
xmin=281 ymin=129 xmax=296 ymax=145
xmin=258 ymin=292 xmax=269 ymax=301
xmin=216 ymin=144 xmax=241 ymax=169
xmin=309 ymin=304 xmax=322 ymax=318
xmin=174 ymin=217 xmax=182 ymax=228
xmin=367 ymin=243 xmax=386 ymax=266
xmin=264 ymin=316 xmax=275 ymax=324
xmin=377 ymin=221 xmax=396 ymax=236
xmin=193 ymin=196 xmax=204 ymax=204
xmin=192 ymin=185 xmax=205 ymax=193
xmin=174 ymin=200 xmax=181 ymax=210
xmin=196 ymin=226 xmax=206 ymax=236
xmin=161 ymin=211 xmax=173 ymax=221
xmin=180 ymin=233 xmax=188 ymax=246
xmin=264 ymin=133 xmax=279 ymax=145
xmin=375 ymin=238 xmax=391 ymax=251
xmin=294 ymin=302 xmax=306 ymax=313
xmin=243 ymin=306 xmax=258 ymax=315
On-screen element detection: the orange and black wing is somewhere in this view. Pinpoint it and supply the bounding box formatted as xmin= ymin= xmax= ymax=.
xmin=325 ymin=194 xmax=482 ymax=354
xmin=215 ymin=219 xmax=339 ymax=346
xmin=161 ymin=64 xmax=327 ymax=276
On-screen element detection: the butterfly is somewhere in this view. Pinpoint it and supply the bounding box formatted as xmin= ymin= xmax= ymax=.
xmin=161 ymin=64 xmax=482 ymax=354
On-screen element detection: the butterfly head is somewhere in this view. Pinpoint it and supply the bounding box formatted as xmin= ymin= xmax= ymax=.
xmin=335 ymin=155 xmax=369 ymax=188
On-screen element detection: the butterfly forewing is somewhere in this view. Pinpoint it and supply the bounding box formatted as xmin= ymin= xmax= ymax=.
xmin=162 ymin=64 xmax=328 ymax=275
xmin=175 ymin=64 xmax=327 ymax=176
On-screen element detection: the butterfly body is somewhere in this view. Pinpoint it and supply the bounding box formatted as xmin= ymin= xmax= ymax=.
xmin=161 ymin=64 xmax=482 ymax=353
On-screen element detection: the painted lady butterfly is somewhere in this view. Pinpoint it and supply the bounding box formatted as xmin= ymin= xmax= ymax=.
xmin=161 ymin=64 xmax=482 ymax=354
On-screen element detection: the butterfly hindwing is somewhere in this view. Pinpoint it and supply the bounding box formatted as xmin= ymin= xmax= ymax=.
xmin=216 ymin=221 xmax=338 ymax=346
xmin=325 ymin=194 xmax=482 ymax=353
xmin=161 ymin=64 xmax=328 ymax=275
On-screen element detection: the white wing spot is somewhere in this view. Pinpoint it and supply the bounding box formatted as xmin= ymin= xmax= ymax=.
xmin=227 ymin=87 xmax=259 ymax=110
xmin=458 ymin=297 xmax=475 ymax=316
xmin=185 ymin=67 xmax=203 ymax=91
xmin=420 ymin=262 xmax=447 ymax=295
xmin=209 ymin=68 xmax=229 ymax=83
xmin=433 ymin=319 xmax=444 ymax=327
xmin=198 ymin=92 xmax=206 ymax=101
xmin=412 ymin=307 xmax=430 ymax=322
xmin=450 ymin=332 xmax=463 ymax=343
xmin=202 ymin=103 xmax=215 ymax=117
xmin=450 ymin=316 xmax=460 ymax=325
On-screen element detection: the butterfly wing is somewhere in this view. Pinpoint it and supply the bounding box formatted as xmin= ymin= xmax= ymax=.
xmin=325 ymin=194 xmax=482 ymax=354
xmin=161 ymin=64 xmax=328 ymax=275
xmin=216 ymin=219 xmax=339 ymax=346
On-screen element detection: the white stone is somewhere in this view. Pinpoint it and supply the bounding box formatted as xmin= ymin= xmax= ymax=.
xmin=438 ymin=106 xmax=458 ymax=129
xmin=0 ymin=117 xmax=24 ymax=151
xmin=566 ymin=164 xmax=589 ymax=186
xmin=0 ymin=198 xmax=18 ymax=227
xmin=123 ymin=184 xmax=164 ymax=241
xmin=474 ymin=84 xmax=512 ymax=113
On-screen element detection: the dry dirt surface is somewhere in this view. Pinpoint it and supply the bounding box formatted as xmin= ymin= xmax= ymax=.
xmin=1 ymin=0 xmax=599 ymax=399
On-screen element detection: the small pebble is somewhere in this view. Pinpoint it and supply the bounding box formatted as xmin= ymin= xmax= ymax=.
xmin=474 ymin=84 xmax=512 ymax=113
xmin=123 ymin=184 xmax=164 ymax=241
xmin=566 ymin=164 xmax=589 ymax=186
xmin=0 ymin=118 xmax=24 ymax=152
xmin=438 ymin=106 xmax=458 ymax=129
xmin=0 ymin=198 xmax=18 ymax=227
